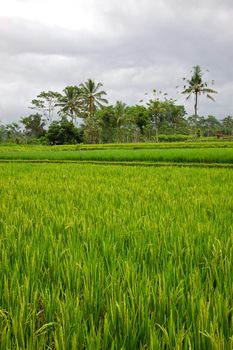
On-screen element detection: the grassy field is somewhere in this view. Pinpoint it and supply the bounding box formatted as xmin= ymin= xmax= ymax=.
xmin=0 ymin=147 xmax=233 ymax=165
xmin=1 ymin=163 xmax=233 ymax=349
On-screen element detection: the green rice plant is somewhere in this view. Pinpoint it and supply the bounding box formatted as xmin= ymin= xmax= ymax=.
xmin=0 ymin=147 xmax=233 ymax=164
xmin=0 ymin=164 xmax=233 ymax=349
xmin=1 ymin=140 xmax=233 ymax=153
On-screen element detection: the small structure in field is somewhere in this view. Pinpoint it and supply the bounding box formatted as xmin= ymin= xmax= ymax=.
xmin=216 ymin=132 xmax=224 ymax=139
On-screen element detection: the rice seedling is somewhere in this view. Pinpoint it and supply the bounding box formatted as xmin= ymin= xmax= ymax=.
xmin=0 ymin=147 xmax=233 ymax=164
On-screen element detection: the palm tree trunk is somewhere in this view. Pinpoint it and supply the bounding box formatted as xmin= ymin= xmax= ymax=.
xmin=89 ymin=96 xmax=94 ymax=117
xmin=153 ymin=115 xmax=159 ymax=142
xmin=155 ymin=127 xmax=158 ymax=143
xmin=71 ymin=110 xmax=74 ymax=123
xmin=194 ymin=92 xmax=198 ymax=141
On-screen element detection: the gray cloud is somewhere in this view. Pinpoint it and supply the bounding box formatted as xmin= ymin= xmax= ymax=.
xmin=0 ymin=0 xmax=232 ymax=123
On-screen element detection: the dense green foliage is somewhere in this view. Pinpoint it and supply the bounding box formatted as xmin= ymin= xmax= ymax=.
xmin=1 ymin=67 xmax=232 ymax=145
xmin=0 ymin=163 xmax=233 ymax=349
xmin=46 ymin=120 xmax=83 ymax=145
xmin=2 ymin=109 xmax=232 ymax=145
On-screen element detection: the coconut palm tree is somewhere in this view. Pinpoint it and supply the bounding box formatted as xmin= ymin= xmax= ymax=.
xmin=79 ymin=79 xmax=108 ymax=117
xmin=181 ymin=65 xmax=217 ymax=139
xmin=57 ymin=86 xmax=83 ymax=123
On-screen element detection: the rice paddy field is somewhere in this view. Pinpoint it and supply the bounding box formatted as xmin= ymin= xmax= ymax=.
xmin=1 ymin=141 xmax=233 ymax=151
xmin=1 ymin=160 xmax=233 ymax=349
xmin=0 ymin=143 xmax=233 ymax=166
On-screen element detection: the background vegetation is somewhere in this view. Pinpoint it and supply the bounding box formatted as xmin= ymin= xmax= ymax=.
xmin=1 ymin=66 xmax=233 ymax=145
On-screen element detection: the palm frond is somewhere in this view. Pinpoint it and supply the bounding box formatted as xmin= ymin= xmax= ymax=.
xmin=206 ymin=94 xmax=215 ymax=101
xmin=202 ymin=88 xmax=217 ymax=94
xmin=181 ymin=88 xmax=193 ymax=94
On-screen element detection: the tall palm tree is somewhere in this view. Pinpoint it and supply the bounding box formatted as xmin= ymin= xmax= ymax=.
xmin=79 ymin=79 xmax=108 ymax=117
xmin=182 ymin=65 xmax=217 ymax=116
xmin=57 ymin=86 xmax=83 ymax=123
xmin=181 ymin=65 xmax=217 ymax=139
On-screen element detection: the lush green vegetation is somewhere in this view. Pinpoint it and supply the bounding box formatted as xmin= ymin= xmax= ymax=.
xmin=1 ymin=66 xmax=233 ymax=145
xmin=0 ymin=146 xmax=233 ymax=165
xmin=0 ymin=63 xmax=232 ymax=349
xmin=2 ymin=109 xmax=232 ymax=145
xmin=0 ymin=163 xmax=233 ymax=349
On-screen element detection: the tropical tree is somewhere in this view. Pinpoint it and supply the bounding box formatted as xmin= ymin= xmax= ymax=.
xmin=166 ymin=104 xmax=187 ymax=134
xmin=57 ymin=86 xmax=83 ymax=123
xmin=96 ymin=106 xmax=116 ymax=143
xmin=83 ymin=116 xmax=101 ymax=144
xmin=20 ymin=113 xmax=46 ymax=139
xmin=222 ymin=115 xmax=233 ymax=136
xmin=47 ymin=120 xmax=83 ymax=145
xmin=126 ymin=105 xmax=150 ymax=138
xmin=0 ymin=123 xmax=7 ymax=143
xmin=113 ymin=101 xmax=128 ymax=142
xmin=204 ymin=115 xmax=221 ymax=136
xmin=79 ymin=79 xmax=108 ymax=117
xmin=181 ymin=65 xmax=217 ymax=139
xmin=29 ymin=91 xmax=62 ymax=123
xmin=148 ymin=100 xmax=168 ymax=142
xmin=147 ymin=90 xmax=176 ymax=142
xmin=114 ymin=101 xmax=127 ymax=126
xmin=5 ymin=123 xmax=22 ymax=143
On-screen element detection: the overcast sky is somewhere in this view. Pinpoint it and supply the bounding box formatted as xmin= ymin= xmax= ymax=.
xmin=0 ymin=0 xmax=232 ymax=123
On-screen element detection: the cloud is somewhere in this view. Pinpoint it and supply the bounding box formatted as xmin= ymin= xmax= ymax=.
xmin=0 ymin=0 xmax=232 ymax=123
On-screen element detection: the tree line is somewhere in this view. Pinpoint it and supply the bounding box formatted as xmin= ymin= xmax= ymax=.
xmin=0 ymin=66 xmax=233 ymax=144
